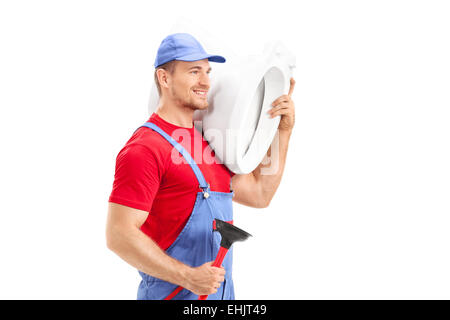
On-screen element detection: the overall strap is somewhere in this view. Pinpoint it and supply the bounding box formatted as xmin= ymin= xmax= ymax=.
xmin=139 ymin=122 xmax=209 ymax=191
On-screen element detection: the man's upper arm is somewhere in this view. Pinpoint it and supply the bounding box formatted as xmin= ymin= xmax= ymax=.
xmin=106 ymin=202 xmax=149 ymax=249
xmin=107 ymin=143 xmax=162 ymax=245
xmin=107 ymin=202 xmax=148 ymax=230
xmin=231 ymin=173 xmax=266 ymax=208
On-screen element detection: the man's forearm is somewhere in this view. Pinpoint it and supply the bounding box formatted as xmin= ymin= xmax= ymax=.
xmin=253 ymin=128 xmax=292 ymax=205
xmin=107 ymin=224 xmax=191 ymax=288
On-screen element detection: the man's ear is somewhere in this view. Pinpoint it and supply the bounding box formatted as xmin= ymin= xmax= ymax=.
xmin=157 ymin=68 xmax=170 ymax=90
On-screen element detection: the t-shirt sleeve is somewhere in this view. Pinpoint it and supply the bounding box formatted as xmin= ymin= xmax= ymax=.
xmin=225 ymin=165 xmax=235 ymax=178
xmin=109 ymin=143 xmax=164 ymax=212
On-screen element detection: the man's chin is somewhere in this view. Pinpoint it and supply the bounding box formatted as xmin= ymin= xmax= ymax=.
xmin=184 ymin=101 xmax=209 ymax=111
xmin=196 ymin=103 xmax=209 ymax=110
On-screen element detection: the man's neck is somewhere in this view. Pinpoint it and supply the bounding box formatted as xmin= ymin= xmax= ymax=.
xmin=155 ymin=101 xmax=195 ymax=129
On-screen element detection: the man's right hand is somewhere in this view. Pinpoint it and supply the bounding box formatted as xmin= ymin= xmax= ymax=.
xmin=184 ymin=261 xmax=225 ymax=295
xmin=106 ymin=203 xmax=226 ymax=297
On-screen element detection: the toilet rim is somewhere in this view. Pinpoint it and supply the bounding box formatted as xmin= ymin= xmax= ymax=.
xmin=230 ymin=60 xmax=290 ymax=173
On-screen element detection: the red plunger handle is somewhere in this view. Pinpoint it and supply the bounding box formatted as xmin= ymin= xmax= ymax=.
xmin=198 ymin=246 xmax=229 ymax=300
xmin=164 ymin=285 xmax=183 ymax=300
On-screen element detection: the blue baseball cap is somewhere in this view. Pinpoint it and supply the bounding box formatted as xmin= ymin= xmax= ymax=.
xmin=154 ymin=33 xmax=226 ymax=68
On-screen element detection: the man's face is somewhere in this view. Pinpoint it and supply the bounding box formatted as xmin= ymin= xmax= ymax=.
xmin=169 ymin=59 xmax=211 ymax=110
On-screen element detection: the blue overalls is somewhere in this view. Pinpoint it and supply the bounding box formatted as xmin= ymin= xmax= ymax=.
xmin=136 ymin=122 xmax=235 ymax=300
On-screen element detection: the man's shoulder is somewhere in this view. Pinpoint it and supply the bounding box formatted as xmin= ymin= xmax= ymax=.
xmin=118 ymin=126 xmax=173 ymax=164
xmin=128 ymin=125 xmax=173 ymax=149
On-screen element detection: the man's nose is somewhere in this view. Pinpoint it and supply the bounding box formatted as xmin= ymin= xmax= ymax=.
xmin=199 ymin=72 xmax=210 ymax=88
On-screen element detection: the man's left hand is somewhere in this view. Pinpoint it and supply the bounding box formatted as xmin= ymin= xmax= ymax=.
xmin=267 ymin=77 xmax=296 ymax=132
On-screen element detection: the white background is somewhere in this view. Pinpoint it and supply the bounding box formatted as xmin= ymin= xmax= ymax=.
xmin=0 ymin=0 xmax=449 ymax=299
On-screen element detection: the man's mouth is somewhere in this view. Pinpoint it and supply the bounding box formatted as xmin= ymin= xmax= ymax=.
xmin=193 ymin=89 xmax=208 ymax=98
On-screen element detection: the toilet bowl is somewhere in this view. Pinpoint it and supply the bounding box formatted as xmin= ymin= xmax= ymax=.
xmin=148 ymin=34 xmax=295 ymax=174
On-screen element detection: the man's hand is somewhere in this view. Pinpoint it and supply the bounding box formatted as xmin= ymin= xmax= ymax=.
xmin=184 ymin=262 xmax=225 ymax=295
xmin=267 ymin=77 xmax=296 ymax=132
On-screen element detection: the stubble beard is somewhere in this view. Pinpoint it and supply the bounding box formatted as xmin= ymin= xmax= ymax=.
xmin=172 ymin=87 xmax=209 ymax=111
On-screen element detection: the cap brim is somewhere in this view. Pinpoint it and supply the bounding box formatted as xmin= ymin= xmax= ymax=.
xmin=175 ymin=52 xmax=226 ymax=63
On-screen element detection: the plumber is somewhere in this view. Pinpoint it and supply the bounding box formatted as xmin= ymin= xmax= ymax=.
xmin=106 ymin=33 xmax=296 ymax=300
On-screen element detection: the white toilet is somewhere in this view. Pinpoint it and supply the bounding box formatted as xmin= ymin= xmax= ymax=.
xmin=148 ymin=26 xmax=295 ymax=174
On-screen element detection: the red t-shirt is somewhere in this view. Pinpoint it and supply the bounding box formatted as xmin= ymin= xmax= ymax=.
xmin=109 ymin=113 xmax=234 ymax=250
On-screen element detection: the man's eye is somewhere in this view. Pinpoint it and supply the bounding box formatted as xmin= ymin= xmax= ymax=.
xmin=191 ymin=71 xmax=198 ymax=74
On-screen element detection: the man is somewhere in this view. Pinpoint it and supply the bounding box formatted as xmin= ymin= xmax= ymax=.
xmin=106 ymin=33 xmax=295 ymax=300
